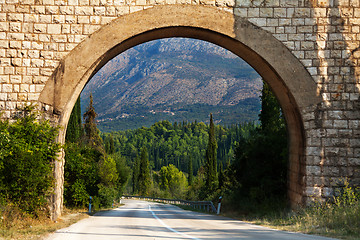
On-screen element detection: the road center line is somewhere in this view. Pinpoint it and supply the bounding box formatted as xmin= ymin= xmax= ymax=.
xmin=149 ymin=205 xmax=201 ymax=240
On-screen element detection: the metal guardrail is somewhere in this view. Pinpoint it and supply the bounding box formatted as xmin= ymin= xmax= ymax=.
xmin=123 ymin=195 xmax=217 ymax=213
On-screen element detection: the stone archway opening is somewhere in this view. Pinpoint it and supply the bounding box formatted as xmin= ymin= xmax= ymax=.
xmin=83 ymin=27 xmax=305 ymax=206
xmin=38 ymin=5 xmax=321 ymax=219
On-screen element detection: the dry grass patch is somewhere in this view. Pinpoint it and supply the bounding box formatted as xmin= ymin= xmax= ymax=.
xmin=222 ymin=180 xmax=360 ymax=240
xmin=0 ymin=208 xmax=88 ymax=240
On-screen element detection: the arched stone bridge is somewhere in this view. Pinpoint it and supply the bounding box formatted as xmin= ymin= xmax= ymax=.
xmin=0 ymin=0 xmax=359 ymax=219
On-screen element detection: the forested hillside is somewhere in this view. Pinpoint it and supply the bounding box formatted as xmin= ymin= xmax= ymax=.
xmin=81 ymin=38 xmax=262 ymax=131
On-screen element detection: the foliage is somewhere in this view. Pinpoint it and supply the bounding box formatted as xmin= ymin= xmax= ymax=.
xmin=66 ymin=97 xmax=83 ymax=143
xmin=187 ymin=166 xmax=207 ymax=200
xmin=98 ymin=156 xmax=118 ymax=187
xmin=286 ymin=180 xmax=360 ymax=239
xmin=188 ymin=156 xmax=193 ymax=185
xmin=0 ymin=106 xmax=60 ymax=217
xmin=218 ymin=163 xmax=225 ymax=189
xmin=228 ymin=81 xmax=287 ymax=204
xmin=157 ymin=164 xmax=188 ymax=199
xmin=101 ymin=120 xmax=250 ymax=180
xmin=105 ymin=134 xmax=115 ymax=154
xmin=64 ymin=143 xmax=100 ymax=207
xmin=137 ymin=147 xmax=151 ymax=196
xmin=205 ymin=113 xmax=218 ymax=192
xmin=83 ymin=93 xmax=103 ymax=149
xmin=64 ymin=96 xmax=129 ymax=209
xmin=68 ymin=179 xmax=89 ymax=207
xmin=113 ymin=154 xmax=130 ymax=194
xmin=132 ymin=154 xmax=140 ymax=193
xmin=98 ymin=184 xmax=118 ymax=208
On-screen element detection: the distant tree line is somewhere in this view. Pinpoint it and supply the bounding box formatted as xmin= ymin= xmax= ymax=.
xmin=101 ymin=119 xmax=251 ymax=178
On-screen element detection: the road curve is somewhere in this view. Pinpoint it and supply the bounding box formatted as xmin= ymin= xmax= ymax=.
xmin=45 ymin=199 xmax=336 ymax=240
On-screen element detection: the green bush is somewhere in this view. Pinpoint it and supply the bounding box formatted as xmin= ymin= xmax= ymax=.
xmin=98 ymin=184 xmax=118 ymax=208
xmin=64 ymin=143 xmax=101 ymax=207
xmin=0 ymin=106 xmax=60 ymax=217
xmin=68 ymin=179 xmax=89 ymax=208
xmin=158 ymin=164 xmax=188 ymax=199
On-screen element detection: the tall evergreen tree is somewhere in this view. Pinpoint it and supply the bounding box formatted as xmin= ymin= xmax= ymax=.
xmin=218 ymin=162 xmax=225 ymax=189
xmin=205 ymin=113 xmax=218 ymax=191
xmin=188 ymin=156 xmax=193 ymax=185
xmin=105 ymin=135 xmax=115 ymax=154
xmin=259 ymin=82 xmax=284 ymax=133
xmin=66 ymin=96 xmax=83 ymax=143
xmin=83 ymin=94 xmax=103 ymax=149
xmin=138 ymin=147 xmax=151 ymax=195
xmin=231 ymin=81 xmax=288 ymax=201
xmin=132 ymin=154 xmax=140 ymax=193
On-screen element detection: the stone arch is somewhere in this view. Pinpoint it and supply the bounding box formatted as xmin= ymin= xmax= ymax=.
xmin=38 ymin=5 xmax=321 ymax=218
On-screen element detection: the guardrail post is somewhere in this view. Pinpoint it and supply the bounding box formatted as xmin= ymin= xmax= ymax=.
xmin=217 ymin=196 xmax=222 ymax=215
xmin=89 ymin=196 xmax=92 ymax=213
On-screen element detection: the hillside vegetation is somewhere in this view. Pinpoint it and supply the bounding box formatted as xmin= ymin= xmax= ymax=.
xmin=81 ymin=38 xmax=262 ymax=131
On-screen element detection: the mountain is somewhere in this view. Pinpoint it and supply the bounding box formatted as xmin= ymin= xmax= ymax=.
xmin=81 ymin=38 xmax=262 ymax=132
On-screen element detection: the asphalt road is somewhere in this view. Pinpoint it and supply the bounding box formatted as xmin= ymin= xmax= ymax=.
xmin=45 ymin=199 xmax=336 ymax=240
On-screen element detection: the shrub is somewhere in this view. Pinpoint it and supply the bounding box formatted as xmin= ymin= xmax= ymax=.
xmin=68 ymin=179 xmax=89 ymax=208
xmin=158 ymin=164 xmax=188 ymax=199
xmin=0 ymin=106 xmax=60 ymax=217
xmin=64 ymin=143 xmax=100 ymax=207
xmin=98 ymin=184 xmax=117 ymax=208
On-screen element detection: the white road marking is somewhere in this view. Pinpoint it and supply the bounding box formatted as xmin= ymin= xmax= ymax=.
xmin=149 ymin=205 xmax=201 ymax=240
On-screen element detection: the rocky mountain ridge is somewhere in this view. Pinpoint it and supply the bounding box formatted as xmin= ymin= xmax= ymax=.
xmin=81 ymin=38 xmax=262 ymax=131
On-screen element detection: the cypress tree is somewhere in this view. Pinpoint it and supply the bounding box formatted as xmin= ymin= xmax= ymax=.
xmin=138 ymin=147 xmax=151 ymax=196
xmin=154 ymin=147 xmax=160 ymax=171
xmin=66 ymin=96 xmax=83 ymax=143
xmin=104 ymin=135 xmax=115 ymax=154
xmin=188 ymin=156 xmax=193 ymax=185
xmin=218 ymin=162 xmax=225 ymax=189
xmin=104 ymin=134 xmax=115 ymax=154
xmin=259 ymin=82 xmax=283 ymax=133
xmin=232 ymin=81 xmax=288 ymax=201
xmin=83 ymin=93 xmax=103 ymax=149
xmin=205 ymin=113 xmax=218 ymax=191
xmin=105 ymin=136 xmax=110 ymax=154
xmin=133 ymin=154 xmax=140 ymax=194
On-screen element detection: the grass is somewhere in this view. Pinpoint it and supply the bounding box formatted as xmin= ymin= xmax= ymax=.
xmin=173 ymin=180 xmax=359 ymax=239
xmin=0 ymin=207 xmax=89 ymax=240
xmin=219 ymin=181 xmax=360 ymax=240
xmin=233 ymin=200 xmax=360 ymax=240
xmin=0 ymin=201 xmax=125 ymax=240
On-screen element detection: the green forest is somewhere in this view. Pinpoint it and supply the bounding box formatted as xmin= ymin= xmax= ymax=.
xmin=62 ymin=82 xmax=289 ymax=213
